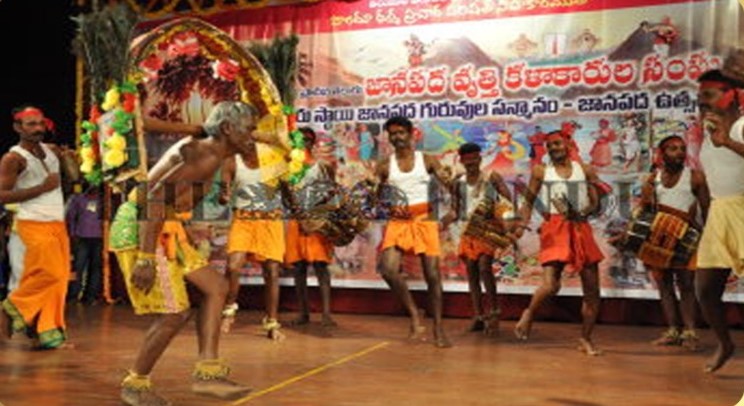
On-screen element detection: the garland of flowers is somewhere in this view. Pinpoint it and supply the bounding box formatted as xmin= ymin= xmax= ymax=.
xmin=284 ymin=105 xmax=312 ymax=185
xmin=79 ymin=81 xmax=139 ymax=185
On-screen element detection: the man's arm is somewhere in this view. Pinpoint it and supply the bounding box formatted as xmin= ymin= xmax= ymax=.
xmin=424 ymin=154 xmax=453 ymax=189
xmin=143 ymin=117 xmax=205 ymax=138
xmin=707 ymin=113 xmax=744 ymax=158
xmin=691 ymin=169 xmax=711 ymax=224
xmin=581 ymin=163 xmax=601 ymax=216
xmin=639 ymin=172 xmax=656 ymax=211
xmin=218 ymin=156 xmax=236 ymax=206
xmin=518 ymin=164 xmax=545 ymax=225
xmin=0 ymin=152 xmax=58 ymax=204
xmin=47 ymin=144 xmax=80 ymax=182
xmin=488 ymin=171 xmax=513 ymax=202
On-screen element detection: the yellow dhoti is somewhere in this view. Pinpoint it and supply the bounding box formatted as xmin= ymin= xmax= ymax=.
xmin=111 ymin=203 xmax=207 ymax=315
xmin=2 ymin=221 xmax=70 ymax=348
xmin=696 ymin=195 xmax=744 ymax=276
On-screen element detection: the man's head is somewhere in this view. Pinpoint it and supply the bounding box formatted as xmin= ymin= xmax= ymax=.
xmin=383 ymin=116 xmax=414 ymax=150
xmin=545 ymin=131 xmax=568 ymax=163
xmin=457 ymin=142 xmax=482 ymax=174
xmin=657 ymin=135 xmax=686 ymax=170
xmin=698 ymin=49 xmax=744 ymax=118
xmin=298 ymin=127 xmax=317 ymax=151
xmin=203 ymin=101 xmax=258 ymax=154
xmin=12 ymin=105 xmax=48 ymax=144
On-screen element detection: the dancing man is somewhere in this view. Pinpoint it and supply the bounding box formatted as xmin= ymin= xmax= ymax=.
xmin=111 ymin=102 xmax=264 ymax=404
xmin=286 ymin=127 xmax=337 ymax=327
xmin=513 ymin=131 xmax=605 ymax=355
xmin=446 ymin=142 xmax=512 ymax=336
xmin=640 ymin=135 xmax=709 ymax=350
xmin=0 ymin=105 xmax=78 ymax=349
xmin=221 ymin=123 xmax=291 ymax=341
xmin=694 ymin=49 xmax=744 ymax=373
xmin=376 ymin=116 xmax=453 ymax=348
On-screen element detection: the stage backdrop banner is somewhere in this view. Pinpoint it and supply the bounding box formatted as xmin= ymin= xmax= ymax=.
xmin=138 ymin=0 xmax=744 ymax=301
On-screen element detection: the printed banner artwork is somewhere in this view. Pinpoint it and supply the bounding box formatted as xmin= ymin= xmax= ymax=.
xmin=138 ymin=0 xmax=744 ymax=300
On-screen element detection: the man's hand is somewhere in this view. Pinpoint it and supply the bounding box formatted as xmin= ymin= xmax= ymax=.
xmin=704 ymin=113 xmax=735 ymax=148
xmin=441 ymin=211 xmax=457 ymax=230
xmin=40 ymin=173 xmax=61 ymax=193
xmin=131 ymin=258 xmax=156 ymax=293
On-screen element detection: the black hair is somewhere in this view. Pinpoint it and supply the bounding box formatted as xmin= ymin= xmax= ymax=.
xmin=383 ymin=116 xmax=413 ymax=133
xmin=458 ymin=142 xmax=481 ymax=155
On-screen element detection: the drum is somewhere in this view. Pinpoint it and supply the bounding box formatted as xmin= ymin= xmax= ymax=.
xmin=623 ymin=208 xmax=700 ymax=269
xmin=297 ymin=181 xmax=373 ymax=247
xmin=462 ymin=198 xmax=513 ymax=250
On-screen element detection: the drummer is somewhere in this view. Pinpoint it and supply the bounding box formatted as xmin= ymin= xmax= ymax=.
xmin=442 ymin=142 xmax=512 ymax=336
xmin=285 ymin=127 xmax=338 ymax=327
xmin=639 ymin=135 xmax=709 ymax=350
xmin=513 ymin=131 xmax=605 ymax=355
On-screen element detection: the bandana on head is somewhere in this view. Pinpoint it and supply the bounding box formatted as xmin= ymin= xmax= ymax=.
xmin=13 ymin=107 xmax=44 ymax=121
xmin=545 ymin=131 xmax=563 ymax=145
xmin=12 ymin=107 xmax=55 ymax=134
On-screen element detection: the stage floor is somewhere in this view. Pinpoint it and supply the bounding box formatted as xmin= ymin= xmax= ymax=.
xmin=0 ymin=305 xmax=742 ymax=405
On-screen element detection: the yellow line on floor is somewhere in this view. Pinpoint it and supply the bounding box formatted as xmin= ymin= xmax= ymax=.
xmin=230 ymin=341 xmax=390 ymax=405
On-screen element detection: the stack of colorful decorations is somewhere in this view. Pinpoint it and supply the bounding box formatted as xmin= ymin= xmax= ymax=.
xmin=79 ymin=81 xmax=140 ymax=186
xmin=284 ymin=105 xmax=312 ymax=185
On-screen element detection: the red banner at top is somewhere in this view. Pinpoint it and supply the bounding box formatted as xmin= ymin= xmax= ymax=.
xmin=188 ymin=0 xmax=715 ymax=36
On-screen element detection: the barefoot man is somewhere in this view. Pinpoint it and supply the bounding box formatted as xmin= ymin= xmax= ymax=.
xmin=111 ymin=101 xmax=265 ymax=404
xmin=0 ymin=105 xmax=78 ymax=349
xmin=694 ymin=49 xmax=744 ymax=373
xmin=513 ymin=131 xmax=605 ymax=355
xmin=376 ymin=116 xmax=453 ymax=348
xmin=221 ymin=125 xmax=291 ymax=341
xmin=445 ymin=142 xmax=512 ymax=336
xmin=286 ymin=127 xmax=338 ymax=327
xmin=639 ymin=135 xmax=709 ymax=350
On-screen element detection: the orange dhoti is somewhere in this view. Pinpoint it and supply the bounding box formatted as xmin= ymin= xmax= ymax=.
xmin=539 ymin=215 xmax=604 ymax=271
xmin=381 ymin=204 xmax=440 ymax=256
xmin=458 ymin=235 xmax=495 ymax=261
xmin=285 ymin=220 xmax=333 ymax=264
xmin=227 ymin=211 xmax=285 ymax=263
xmin=2 ymin=220 xmax=70 ymax=348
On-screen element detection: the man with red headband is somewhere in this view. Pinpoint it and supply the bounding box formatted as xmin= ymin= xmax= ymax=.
xmin=513 ymin=130 xmax=605 ymax=355
xmin=639 ymin=135 xmax=709 ymax=350
xmin=694 ymin=49 xmax=744 ymax=373
xmin=560 ymin=120 xmax=582 ymax=162
xmin=445 ymin=142 xmax=512 ymax=336
xmin=0 ymin=105 xmax=78 ymax=349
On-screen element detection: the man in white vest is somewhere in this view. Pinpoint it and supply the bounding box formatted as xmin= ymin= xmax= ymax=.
xmin=0 ymin=105 xmax=77 ymax=349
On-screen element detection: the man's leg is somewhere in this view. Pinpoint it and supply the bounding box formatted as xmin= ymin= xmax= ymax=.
xmin=578 ymin=264 xmax=602 ymax=356
xmin=464 ymin=258 xmax=484 ymax=332
xmin=262 ymin=260 xmax=283 ymax=340
xmin=514 ymin=263 xmax=563 ymax=340
xmin=421 ymin=254 xmax=451 ymax=348
xmin=479 ymin=254 xmax=498 ymax=336
xmin=186 ymin=266 xmax=251 ymax=399
xmin=314 ymin=261 xmax=336 ymax=327
xmin=675 ymin=269 xmax=699 ymax=350
xmin=67 ymin=238 xmax=88 ymax=303
xmin=122 ymin=310 xmax=194 ymax=406
xmin=651 ymin=269 xmax=682 ymax=345
xmin=82 ymin=238 xmax=104 ymax=305
xmin=695 ymin=268 xmax=735 ymax=372
xmin=379 ymin=247 xmax=424 ymax=339
xmin=291 ymin=261 xmax=310 ymax=325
